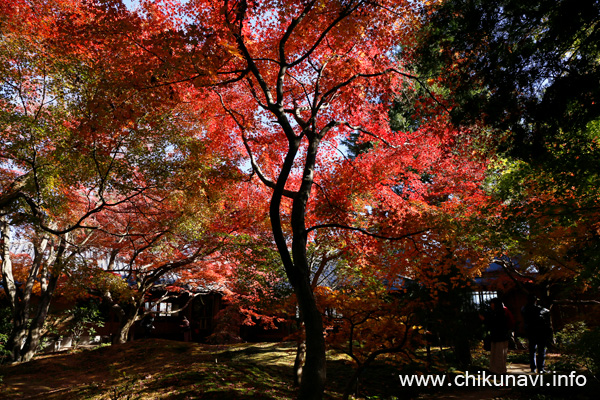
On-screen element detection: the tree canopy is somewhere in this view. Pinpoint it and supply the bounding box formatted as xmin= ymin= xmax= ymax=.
xmin=414 ymin=0 xmax=600 ymax=302
xmin=415 ymin=0 xmax=600 ymax=161
xmin=1 ymin=1 xmax=599 ymax=399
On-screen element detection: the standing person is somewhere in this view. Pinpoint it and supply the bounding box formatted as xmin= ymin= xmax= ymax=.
xmin=521 ymin=294 xmax=552 ymax=373
xmin=141 ymin=313 xmax=155 ymax=339
xmin=180 ymin=316 xmax=191 ymax=342
xmin=480 ymin=297 xmax=515 ymax=374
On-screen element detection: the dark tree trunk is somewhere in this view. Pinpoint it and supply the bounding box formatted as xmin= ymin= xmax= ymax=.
xmin=454 ymin=337 xmax=472 ymax=367
xmin=114 ymin=315 xmax=137 ymax=344
xmin=293 ymin=341 xmax=307 ymax=387
xmin=110 ymin=302 xmax=140 ymax=345
xmin=295 ymin=281 xmax=326 ymax=399
xmin=264 ymin=129 xmax=328 ymax=400
xmin=1 ymin=218 xmax=66 ymax=363
xmin=6 ymin=321 xmax=27 ymax=363
xmin=21 ymin=272 xmax=60 ymax=362
xmin=342 ymin=364 xmax=366 ymax=400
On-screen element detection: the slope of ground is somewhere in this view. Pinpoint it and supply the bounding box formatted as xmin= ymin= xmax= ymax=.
xmin=0 ymin=340 xmax=597 ymax=400
xmin=0 ymin=339 xmax=301 ymax=399
xmin=1 ymin=339 xmax=400 ymax=399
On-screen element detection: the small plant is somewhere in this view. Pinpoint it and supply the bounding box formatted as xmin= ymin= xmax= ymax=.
xmin=65 ymin=300 xmax=105 ymax=349
xmin=470 ymin=349 xmax=489 ymax=370
xmin=108 ymin=371 xmax=144 ymax=400
xmin=109 ymin=380 xmax=136 ymax=400
xmin=206 ymin=306 xmax=243 ymax=344
xmin=92 ymin=342 xmax=112 ymax=350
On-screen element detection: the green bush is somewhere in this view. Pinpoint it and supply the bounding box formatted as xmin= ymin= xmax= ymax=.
xmin=577 ymin=326 xmax=600 ymax=378
xmin=64 ymin=300 xmax=105 ymax=348
xmin=555 ymin=322 xmax=600 ymax=378
xmin=0 ymin=306 xmax=12 ymax=363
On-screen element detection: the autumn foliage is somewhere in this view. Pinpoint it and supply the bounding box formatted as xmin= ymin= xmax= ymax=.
xmin=5 ymin=1 xmax=595 ymax=400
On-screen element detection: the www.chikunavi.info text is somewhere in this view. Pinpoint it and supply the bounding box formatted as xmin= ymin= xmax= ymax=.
xmin=399 ymin=371 xmax=587 ymax=388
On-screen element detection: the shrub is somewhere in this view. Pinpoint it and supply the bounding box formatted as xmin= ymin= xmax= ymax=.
xmin=63 ymin=300 xmax=105 ymax=348
xmin=0 ymin=306 xmax=12 ymax=364
xmin=555 ymin=322 xmax=600 ymax=378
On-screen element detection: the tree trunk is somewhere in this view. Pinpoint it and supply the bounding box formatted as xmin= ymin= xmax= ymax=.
xmin=290 ymin=136 xmax=327 ymax=400
xmin=7 ymin=233 xmax=65 ymax=362
xmin=2 ymin=217 xmax=52 ymax=362
xmin=21 ymin=272 xmax=60 ymax=362
xmin=1 ymin=216 xmax=25 ymax=361
xmin=114 ymin=317 xmax=136 ymax=344
xmin=342 ymin=364 xmax=366 ymax=400
xmin=113 ymin=305 xmax=139 ymax=345
xmin=297 ymin=294 xmax=326 ymax=400
xmin=293 ymin=341 xmax=307 ymax=387
xmin=291 ymin=245 xmax=326 ymax=399
xmin=6 ymin=322 xmax=27 ymax=363
xmin=270 ymin=192 xmax=328 ymax=400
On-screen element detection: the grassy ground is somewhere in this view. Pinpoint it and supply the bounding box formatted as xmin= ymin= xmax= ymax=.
xmin=0 ymin=340 xmax=597 ymax=399
xmin=0 ymin=339 xmax=408 ymax=400
xmin=0 ymin=340 xmax=293 ymax=399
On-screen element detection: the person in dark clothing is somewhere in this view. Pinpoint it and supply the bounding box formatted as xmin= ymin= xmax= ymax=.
xmin=180 ymin=316 xmax=191 ymax=342
xmin=480 ymin=297 xmax=515 ymax=374
xmin=521 ymin=295 xmax=552 ymax=373
xmin=141 ymin=313 xmax=155 ymax=339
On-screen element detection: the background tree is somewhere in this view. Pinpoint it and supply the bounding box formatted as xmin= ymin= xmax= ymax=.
xmin=0 ymin=219 xmax=75 ymax=362
xmin=64 ymin=163 xmax=260 ymax=344
xmin=0 ymin=0 xmax=232 ymax=359
xmin=414 ymin=0 xmax=600 ymax=308
xmin=2 ymin=3 xmax=495 ymax=398
xmin=318 ymin=271 xmax=423 ymax=400
xmin=171 ymin=2 xmax=490 ymax=398
xmin=415 ymin=0 xmax=600 ymax=162
xmin=173 ymin=2 xmax=429 ymax=398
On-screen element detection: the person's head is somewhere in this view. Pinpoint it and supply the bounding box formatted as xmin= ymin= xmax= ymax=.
xmin=527 ymin=293 xmax=538 ymax=305
xmin=490 ymin=297 xmax=504 ymax=310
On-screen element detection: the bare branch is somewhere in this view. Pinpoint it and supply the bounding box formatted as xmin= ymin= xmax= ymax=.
xmin=288 ymin=1 xmax=366 ymax=68
xmin=306 ymin=223 xmax=430 ymax=241
xmin=279 ymin=1 xmax=317 ymax=65
xmin=339 ymin=122 xmax=396 ymax=148
xmin=215 ymin=90 xmax=298 ymax=199
xmin=553 ymin=299 xmax=600 ymax=306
